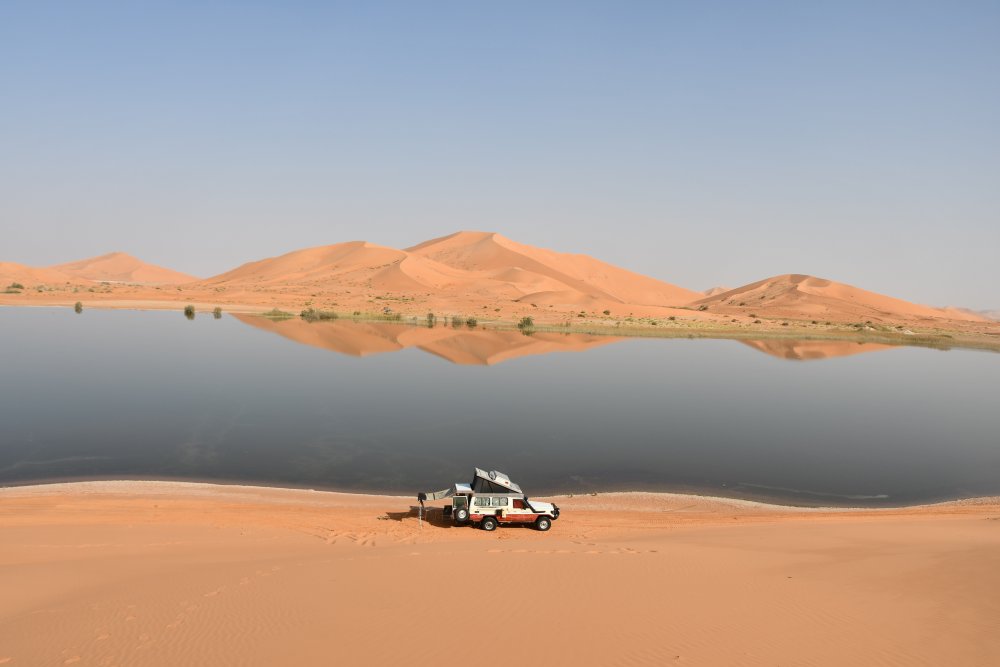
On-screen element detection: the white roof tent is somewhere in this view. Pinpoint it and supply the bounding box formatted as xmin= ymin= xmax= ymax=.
xmin=418 ymin=468 xmax=523 ymax=502
xmin=470 ymin=468 xmax=522 ymax=495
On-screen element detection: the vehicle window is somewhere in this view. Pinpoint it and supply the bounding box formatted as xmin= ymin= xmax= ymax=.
xmin=473 ymin=497 xmax=491 ymax=507
xmin=512 ymin=499 xmax=525 ymax=509
xmin=454 ymin=497 xmax=468 ymax=508
xmin=492 ymin=497 xmax=508 ymax=507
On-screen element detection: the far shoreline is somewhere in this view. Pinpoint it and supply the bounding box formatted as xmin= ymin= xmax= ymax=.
xmin=3 ymin=300 xmax=999 ymax=354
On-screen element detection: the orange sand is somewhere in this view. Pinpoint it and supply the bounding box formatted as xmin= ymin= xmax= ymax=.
xmin=4 ymin=233 xmax=994 ymax=341
xmin=1 ymin=482 xmax=998 ymax=666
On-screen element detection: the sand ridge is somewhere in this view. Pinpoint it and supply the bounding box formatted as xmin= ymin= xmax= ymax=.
xmin=51 ymin=252 xmax=198 ymax=285
xmin=3 ymin=233 xmax=998 ymax=344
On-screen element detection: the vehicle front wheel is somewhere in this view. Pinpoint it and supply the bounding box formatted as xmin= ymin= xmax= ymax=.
xmin=535 ymin=516 xmax=552 ymax=532
xmin=481 ymin=516 xmax=498 ymax=531
xmin=454 ymin=508 xmax=469 ymax=524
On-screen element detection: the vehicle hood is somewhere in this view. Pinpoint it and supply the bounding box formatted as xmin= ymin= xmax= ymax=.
xmin=528 ymin=500 xmax=555 ymax=513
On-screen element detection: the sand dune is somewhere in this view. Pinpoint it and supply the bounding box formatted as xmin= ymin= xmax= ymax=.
xmin=408 ymin=231 xmax=701 ymax=306
xmin=52 ymin=252 xmax=197 ymax=284
xmin=1 ymin=482 xmax=998 ymax=667
xmin=0 ymin=262 xmax=79 ymax=287
xmin=234 ymin=314 xmax=620 ymax=365
xmin=694 ymin=273 xmax=988 ymax=323
xmin=3 ymin=235 xmax=996 ymax=340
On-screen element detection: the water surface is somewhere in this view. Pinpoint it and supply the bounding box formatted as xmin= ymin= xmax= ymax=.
xmin=1 ymin=307 xmax=997 ymax=506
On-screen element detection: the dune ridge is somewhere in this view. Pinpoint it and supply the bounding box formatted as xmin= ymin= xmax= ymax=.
xmin=3 ymin=234 xmax=996 ymax=341
xmin=51 ymin=252 xmax=198 ymax=284
xmin=693 ymin=273 xmax=988 ymax=323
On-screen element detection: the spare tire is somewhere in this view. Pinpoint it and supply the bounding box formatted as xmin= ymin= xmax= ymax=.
xmin=454 ymin=507 xmax=470 ymax=524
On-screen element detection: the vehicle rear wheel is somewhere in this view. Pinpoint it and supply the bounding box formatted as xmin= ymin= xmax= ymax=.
xmin=454 ymin=507 xmax=469 ymax=524
xmin=535 ymin=516 xmax=552 ymax=532
xmin=481 ymin=516 xmax=498 ymax=531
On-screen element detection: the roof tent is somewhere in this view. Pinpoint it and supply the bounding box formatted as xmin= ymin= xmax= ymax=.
xmin=470 ymin=468 xmax=523 ymax=495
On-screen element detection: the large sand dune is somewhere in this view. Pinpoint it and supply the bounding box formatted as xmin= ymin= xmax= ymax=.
xmin=694 ymin=273 xmax=988 ymax=324
xmin=3 ymin=234 xmax=997 ymax=342
xmin=52 ymin=252 xmax=197 ymax=285
xmin=1 ymin=482 xmax=997 ymax=666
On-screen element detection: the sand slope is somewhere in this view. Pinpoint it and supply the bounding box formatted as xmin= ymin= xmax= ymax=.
xmin=1 ymin=482 xmax=998 ymax=667
xmin=694 ymin=273 xmax=988 ymax=323
xmin=52 ymin=252 xmax=197 ymax=284
xmin=0 ymin=262 xmax=79 ymax=286
xmin=408 ymin=231 xmax=701 ymax=306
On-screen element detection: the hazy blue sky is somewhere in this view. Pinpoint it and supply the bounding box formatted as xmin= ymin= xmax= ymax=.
xmin=2 ymin=2 xmax=997 ymax=307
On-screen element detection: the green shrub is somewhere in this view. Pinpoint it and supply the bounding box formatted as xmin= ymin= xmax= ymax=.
xmin=603 ymin=309 xmax=611 ymax=315
xmin=74 ymin=301 xmax=83 ymax=314
xmin=451 ymin=315 xmax=464 ymax=327
xmin=183 ymin=304 xmax=196 ymax=320
xmin=517 ymin=316 xmax=534 ymax=330
xmin=261 ymin=308 xmax=293 ymax=320
xmin=301 ymin=308 xmax=337 ymax=322
xmin=465 ymin=317 xmax=478 ymax=328
xmin=426 ymin=312 xmax=436 ymax=327
xmin=8 ymin=282 xmax=24 ymax=290
xmin=213 ymin=307 xmax=223 ymax=319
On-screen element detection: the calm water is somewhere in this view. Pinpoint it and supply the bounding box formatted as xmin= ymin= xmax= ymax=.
xmin=1 ymin=307 xmax=998 ymax=506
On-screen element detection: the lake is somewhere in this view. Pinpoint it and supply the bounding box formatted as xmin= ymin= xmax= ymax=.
xmin=1 ymin=307 xmax=998 ymax=506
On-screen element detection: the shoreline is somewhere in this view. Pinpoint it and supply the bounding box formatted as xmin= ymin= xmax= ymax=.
xmin=3 ymin=478 xmax=998 ymax=513
xmin=4 ymin=300 xmax=1000 ymax=354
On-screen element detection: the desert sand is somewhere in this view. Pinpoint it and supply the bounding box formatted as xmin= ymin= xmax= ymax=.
xmin=51 ymin=253 xmax=197 ymax=285
xmin=3 ymin=233 xmax=996 ymax=352
xmin=0 ymin=482 xmax=997 ymax=666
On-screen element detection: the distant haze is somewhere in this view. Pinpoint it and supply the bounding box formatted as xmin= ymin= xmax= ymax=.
xmin=2 ymin=2 xmax=997 ymax=308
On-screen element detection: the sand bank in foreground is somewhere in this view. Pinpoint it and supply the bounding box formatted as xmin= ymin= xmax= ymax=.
xmin=1 ymin=482 xmax=998 ymax=666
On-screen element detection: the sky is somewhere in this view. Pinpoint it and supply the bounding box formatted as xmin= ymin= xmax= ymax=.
xmin=1 ymin=1 xmax=998 ymax=308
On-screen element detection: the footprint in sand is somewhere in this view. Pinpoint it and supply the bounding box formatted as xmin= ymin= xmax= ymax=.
xmin=95 ymin=633 xmax=110 ymax=641
xmin=63 ymin=658 xmax=81 ymax=665
xmin=0 ymin=658 xmax=13 ymax=665
xmin=203 ymin=588 xmax=223 ymax=598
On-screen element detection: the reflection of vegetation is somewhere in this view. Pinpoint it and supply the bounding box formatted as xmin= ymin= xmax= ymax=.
xmin=213 ymin=307 xmax=223 ymax=319
xmin=261 ymin=308 xmax=293 ymax=320
xmin=466 ymin=317 xmax=478 ymax=328
xmin=451 ymin=315 xmax=464 ymax=327
xmin=184 ymin=304 xmax=195 ymax=320
xmin=300 ymin=308 xmax=338 ymax=322
xmin=426 ymin=312 xmax=436 ymax=327
xmin=74 ymin=301 xmax=83 ymax=314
